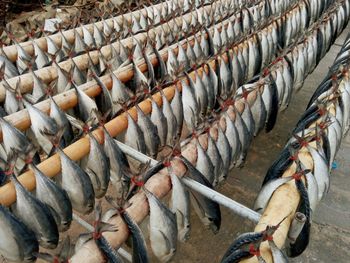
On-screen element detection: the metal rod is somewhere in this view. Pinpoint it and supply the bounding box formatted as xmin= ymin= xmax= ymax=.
xmin=115 ymin=140 xmax=261 ymax=223
xmin=72 ymin=213 xmax=133 ymax=262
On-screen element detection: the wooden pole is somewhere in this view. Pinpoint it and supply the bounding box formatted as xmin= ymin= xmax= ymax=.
xmin=0 ymin=0 xmax=225 ymax=102
xmin=0 ymin=0 xmax=178 ymax=62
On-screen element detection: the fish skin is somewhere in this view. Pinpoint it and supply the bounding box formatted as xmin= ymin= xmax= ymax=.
xmin=110 ymin=71 xmax=132 ymax=112
xmin=31 ymin=163 xmax=73 ymax=232
xmin=304 ymin=169 xmax=319 ymax=214
xmin=49 ymin=97 xmax=74 ymax=148
xmin=268 ymin=239 xmax=289 ymax=263
xmin=0 ymin=117 xmax=31 ymax=156
xmin=0 ymin=54 xmax=19 ymax=78
xmin=168 ymin=166 xmax=191 ymax=242
xmin=179 ymin=156 xmax=221 ymax=233
xmin=103 ymin=129 xmax=130 ymax=200
xmin=306 ymin=144 xmax=329 ymax=201
xmin=57 ymin=148 xmax=95 ymax=214
xmin=265 ymin=75 xmax=279 ymax=132
xmin=254 ymin=176 xmax=293 ymax=213
xmin=125 ymin=111 xmax=147 ymax=165
xmin=73 ymin=83 xmax=98 ymax=124
xmin=120 ymin=210 xmax=149 ymax=263
xmin=162 ymin=92 xmax=178 ymax=146
xmin=194 ymin=69 xmax=208 ymax=119
xmin=10 ymin=174 xmax=59 ymax=249
xmin=25 ymin=101 xmax=58 ymax=155
xmin=144 ymin=188 xmax=177 ymax=263
xmin=81 ymin=134 xmax=111 ymax=198
xmin=171 ymin=85 xmax=184 ymax=139
xmin=93 ymin=74 xmax=114 ymax=118
xmin=251 ymin=87 xmax=267 ymax=136
xmin=182 ymin=77 xmax=199 ymax=132
xmin=201 ymin=64 xmax=215 ymax=112
xmin=136 ymin=104 xmax=160 ymax=159
xmin=150 ymin=99 xmax=168 ymax=148
xmin=206 ymin=133 xmax=224 ymax=186
xmin=215 ymin=125 xmax=232 ymax=181
xmin=2 ymin=79 xmax=24 ymax=114
xmin=234 ymin=106 xmax=250 ymax=167
xmin=195 ymin=139 xmax=215 ymax=185
xmin=71 ymin=61 xmax=87 ymax=86
xmin=31 ymin=70 xmax=47 ymax=101
xmin=0 ymin=205 xmax=39 ymax=262
xmin=32 ymin=40 xmax=50 ymax=69
xmin=223 ymin=112 xmax=241 ymax=167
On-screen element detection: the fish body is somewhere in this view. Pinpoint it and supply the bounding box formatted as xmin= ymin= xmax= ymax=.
xmin=0 ymin=205 xmax=39 ymax=262
xmin=144 ymin=188 xmax=177 ymax=262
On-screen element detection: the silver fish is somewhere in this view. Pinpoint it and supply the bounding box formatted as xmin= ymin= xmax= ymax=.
xmin=162 ymin=92 xmax=178 ymax=146
xmin=254 ymin=176 xmax=293 ymax=212
xmin=179 ymin=156 xmax=221 ymax=233
xmin=11 ymin=174 xmax=59 ymax=249
xmin=206 ymin=132 xmax=224 ymax=186
xmin=25 ymin=101 xmax=58 ymax=155
xmin=182 ymin=77 xmax=199 ymax=132
xmin=215 ymin=125 xmax=232 ymax=181
xmin=0 ymin=205 xmax=39 ymax=262
xmin=81 ymin=133 xmax=110 ymax=198
xmin=136 ymin=104 xmax=160 ymax=159
xmin=73 ymin=83 xmax=98 ymax=124
xmin=195 ymin=139 xmax=215 ymax=184
xmin=104 ymin=129 xmax=130 ymax=200
xmin=168 ymin=166 xmax=191 ymax=242
xmin=171 ymin=85 xmax=184 ymax=138
xmin=125 ymin=112 xmax=147 ymax=154
xmin=144 ymin=188 xmax=177 ymax=262
xmin=150 ymin=99 xmax=168 ymax=148
xmin=57 ymin=148 xmax=95 ymax=214
xmin=31 ymin=163 xmax=72 ymax=232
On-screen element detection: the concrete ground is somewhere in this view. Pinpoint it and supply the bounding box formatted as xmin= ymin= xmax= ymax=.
xmin=170 ymin=26 xmax=350 ymax=262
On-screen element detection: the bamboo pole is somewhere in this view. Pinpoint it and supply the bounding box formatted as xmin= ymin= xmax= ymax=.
xmin=0 ymin=0 xmax=226 ymax=102
xmin=0 ymin=0 xmax=177 ymax=62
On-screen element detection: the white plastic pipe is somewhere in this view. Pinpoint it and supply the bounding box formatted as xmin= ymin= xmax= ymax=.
xmin=115 ymin=140 xmax=261 ymax=223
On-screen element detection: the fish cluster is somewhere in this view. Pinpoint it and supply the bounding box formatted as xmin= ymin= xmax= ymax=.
xmin=221 ymin=9 xmax=350 ymax=263
xmin=0 ymin=0 xmax=348 ymax=262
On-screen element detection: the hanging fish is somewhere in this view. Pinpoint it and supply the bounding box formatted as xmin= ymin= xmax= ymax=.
xmin=31 ymin=163 xmax=73 ymax=232
xmin=144 ymin=187 xmax=177 ymax=262
xmin=56 ymin=147 xmax=95 ymax=214
xmin=0 ymin=204 xmax=39 ymax=262
xmin=76 ymin=203 xmax=122 ymax=263
xmin=105 ymin=196 xmax=149 ymax=263
xmin=9 ymin=163 xmax=59 ymax=249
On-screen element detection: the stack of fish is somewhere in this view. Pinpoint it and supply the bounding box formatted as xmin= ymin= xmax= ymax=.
xmin=0 ymin=0 xmax=348 ymax=262
xmin=221 ymin=25 xmax=350 ymax=263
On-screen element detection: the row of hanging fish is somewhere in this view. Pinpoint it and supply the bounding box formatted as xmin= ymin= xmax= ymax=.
xmin=0 ymin=0 xmax=347 ymax=262
xmin=0 ymin=0 xmax=312 ymax=181
xmin=221 ymin=6 xmax=350 ymax=263
xmin=0 ymin=0 xmax=163 ymax=45
xmin=0 ymin=0 xmax=278 ymax=111
xmin=0 ymin=0 xmax=245 ymax=75
xmin=0 ymin=0 xmax=300 ymax=161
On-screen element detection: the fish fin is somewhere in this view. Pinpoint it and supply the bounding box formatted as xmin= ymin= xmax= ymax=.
xmin=86 ymin=168 xmax=101 ymax=189
xmin=158 ymin=229 xmax=172 ymax=253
